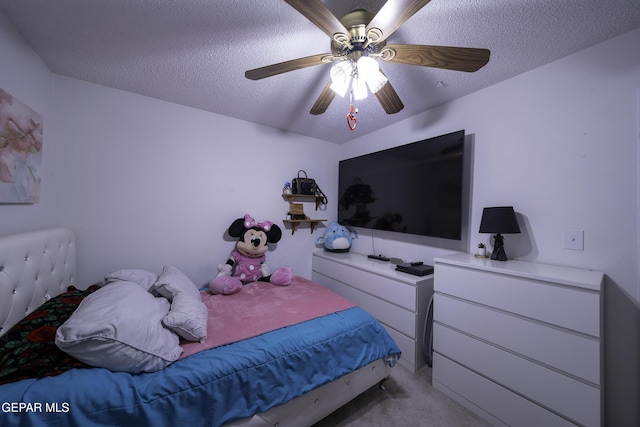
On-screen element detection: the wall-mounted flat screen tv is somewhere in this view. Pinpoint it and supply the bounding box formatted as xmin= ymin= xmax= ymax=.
xmin=338 ymin=130 xmax=467 ymax=241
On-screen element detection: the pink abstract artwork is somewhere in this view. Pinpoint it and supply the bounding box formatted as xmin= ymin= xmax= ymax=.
xmin=0 ymin=88 xmax=43 ymax=203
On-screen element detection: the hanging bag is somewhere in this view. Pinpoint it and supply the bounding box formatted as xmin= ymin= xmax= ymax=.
xmin=292 ymin=170 xmax=317 ymax=195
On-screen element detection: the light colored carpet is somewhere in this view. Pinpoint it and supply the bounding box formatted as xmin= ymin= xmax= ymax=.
xmin=312 ymin=365 xmax=493 ymax=427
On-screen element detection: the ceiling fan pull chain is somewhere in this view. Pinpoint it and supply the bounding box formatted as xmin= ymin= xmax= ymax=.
xmin=347 ymin=102 xmax=357 ymax=131
xmin=346 ymin=90 xmax=358 ymax=130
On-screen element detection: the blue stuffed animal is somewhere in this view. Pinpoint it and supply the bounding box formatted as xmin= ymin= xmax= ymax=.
xmin=317 ymin=222 xmax=358 ymax=252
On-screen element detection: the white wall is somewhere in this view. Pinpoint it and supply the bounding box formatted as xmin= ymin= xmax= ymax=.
xmin=46 ymin=76 xmax=339 ymax=288
xmin=342 ymin=28 xmax=640 ymax=427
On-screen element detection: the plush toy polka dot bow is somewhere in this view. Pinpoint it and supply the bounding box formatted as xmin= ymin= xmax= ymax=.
xmin=243 ymin=214 xmax=272 ymax=232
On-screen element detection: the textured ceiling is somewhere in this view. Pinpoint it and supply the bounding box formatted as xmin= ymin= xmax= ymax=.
xmin=1 ymin=0 xmax=639 ymax=144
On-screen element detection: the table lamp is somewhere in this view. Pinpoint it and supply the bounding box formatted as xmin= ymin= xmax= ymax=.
xmin=479 ymin=206 xmax=521 ymax=261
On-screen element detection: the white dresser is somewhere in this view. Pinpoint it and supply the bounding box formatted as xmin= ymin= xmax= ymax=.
xmin=312 ymin=251 xmax=433 ymax=373
xmin=433 ymin=254 xmax=604 ymax=427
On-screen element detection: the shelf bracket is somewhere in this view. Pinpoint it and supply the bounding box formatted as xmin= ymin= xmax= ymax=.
xmin=290 ymin=222 xmax=299 ymax=235
xmin=283 ymin=219 xmax=326 ymax=235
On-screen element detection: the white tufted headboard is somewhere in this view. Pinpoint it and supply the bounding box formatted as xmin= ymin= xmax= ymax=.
xmin=0 ymin=228 xmax=76 ymax=337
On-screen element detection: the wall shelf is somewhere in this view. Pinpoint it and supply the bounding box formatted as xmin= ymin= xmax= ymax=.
xmin=281 ymin=192 xmax=326 ymax=234
xmin=282 ymin=194 xmax=324 ymax=211
xmin=282 ymin=219 xmax=326 ymax=235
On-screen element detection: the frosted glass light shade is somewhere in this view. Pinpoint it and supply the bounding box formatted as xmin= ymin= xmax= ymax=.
xmin=329 ymin=61 xmax=353 ymax=98
xmin=357 ymin=56 xmax=387 ymax=93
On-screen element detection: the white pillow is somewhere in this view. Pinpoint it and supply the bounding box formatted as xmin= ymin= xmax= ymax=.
xmin=162 ymin=292 xmax=208 ymax=343
xmin=55 ymin=281 xmax=183 ymax=373
xmin=152 ymin=266 xmax=200 ymax=301
xmin=104 ymin=269 xmax=158 ymax=291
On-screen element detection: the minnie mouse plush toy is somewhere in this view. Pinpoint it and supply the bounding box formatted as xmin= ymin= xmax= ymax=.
xmin=209 ymin=214 xmax=293 ymax=295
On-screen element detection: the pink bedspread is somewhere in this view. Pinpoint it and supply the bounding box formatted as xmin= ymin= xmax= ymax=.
xmin=179 ymin=276 xmax=355 ymax=359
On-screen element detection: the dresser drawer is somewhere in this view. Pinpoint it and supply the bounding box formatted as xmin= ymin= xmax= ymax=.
xmin=433 ymin=353 xmax=576 ymax=427
xmin=312 ymin=271 xmax=416 ymax=339
xmin=434 ymin=324 xmax=600 ymax=427
xmin=434 ymin=263 xmax=600 ymax=337
xmin=434 ymin=294 xmax=600 ymax=385
xmin=313 ymin=255 xmax=416 ymax=311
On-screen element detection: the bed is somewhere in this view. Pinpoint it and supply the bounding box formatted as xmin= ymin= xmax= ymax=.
xmin=0 ymin=228 xmax=400 ymax=427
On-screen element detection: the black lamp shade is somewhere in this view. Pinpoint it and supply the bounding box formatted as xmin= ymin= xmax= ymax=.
xmin=479 ymin=207 xmax=521 ymax=234
xmin=479 ymin=207 xmax=520 ymax=261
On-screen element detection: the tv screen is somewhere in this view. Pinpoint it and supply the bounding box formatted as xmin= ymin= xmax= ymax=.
xmin=338 ymin=130 xmax=466 ymax=241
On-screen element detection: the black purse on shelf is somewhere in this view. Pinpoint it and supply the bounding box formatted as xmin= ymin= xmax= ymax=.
xmin=292 ymin=170 xmax=317 ymax=195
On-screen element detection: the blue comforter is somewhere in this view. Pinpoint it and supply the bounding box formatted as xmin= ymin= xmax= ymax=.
xmin=0 ymin=307 xmax=400 ymax=427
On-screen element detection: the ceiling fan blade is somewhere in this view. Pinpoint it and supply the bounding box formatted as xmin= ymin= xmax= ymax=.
xmin=375 ymin=79 xmax=404 ymax=114
xmin=245 ymin=53 xmax=332 ymax=80
xmin=366 ymin=0 xmax=433 ymax=42
xmin=310 ymin=80 xmax=336 ymax=115
xmin=382 ymin=44 xmax=490 ymax=72
xmin=284 ymin=0 xmax=348 ymax=39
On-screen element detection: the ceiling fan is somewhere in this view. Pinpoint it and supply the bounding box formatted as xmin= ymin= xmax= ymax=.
xmin=245 ymin=0 xmax=490 ymax=116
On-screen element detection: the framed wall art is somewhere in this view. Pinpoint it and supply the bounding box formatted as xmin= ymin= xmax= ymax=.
xmin=0 ymin=88 xmax=43 ymax=203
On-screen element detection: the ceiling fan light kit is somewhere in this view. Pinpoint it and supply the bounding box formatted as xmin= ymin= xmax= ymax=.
xmin=245 ymin=0 xmax=491 ymax=129
xmin=331 ymin=57 xmax=388 ymax=100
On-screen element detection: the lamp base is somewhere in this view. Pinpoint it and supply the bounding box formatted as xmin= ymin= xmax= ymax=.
xmin=491 ymin=234 xmax=508 ymax=261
